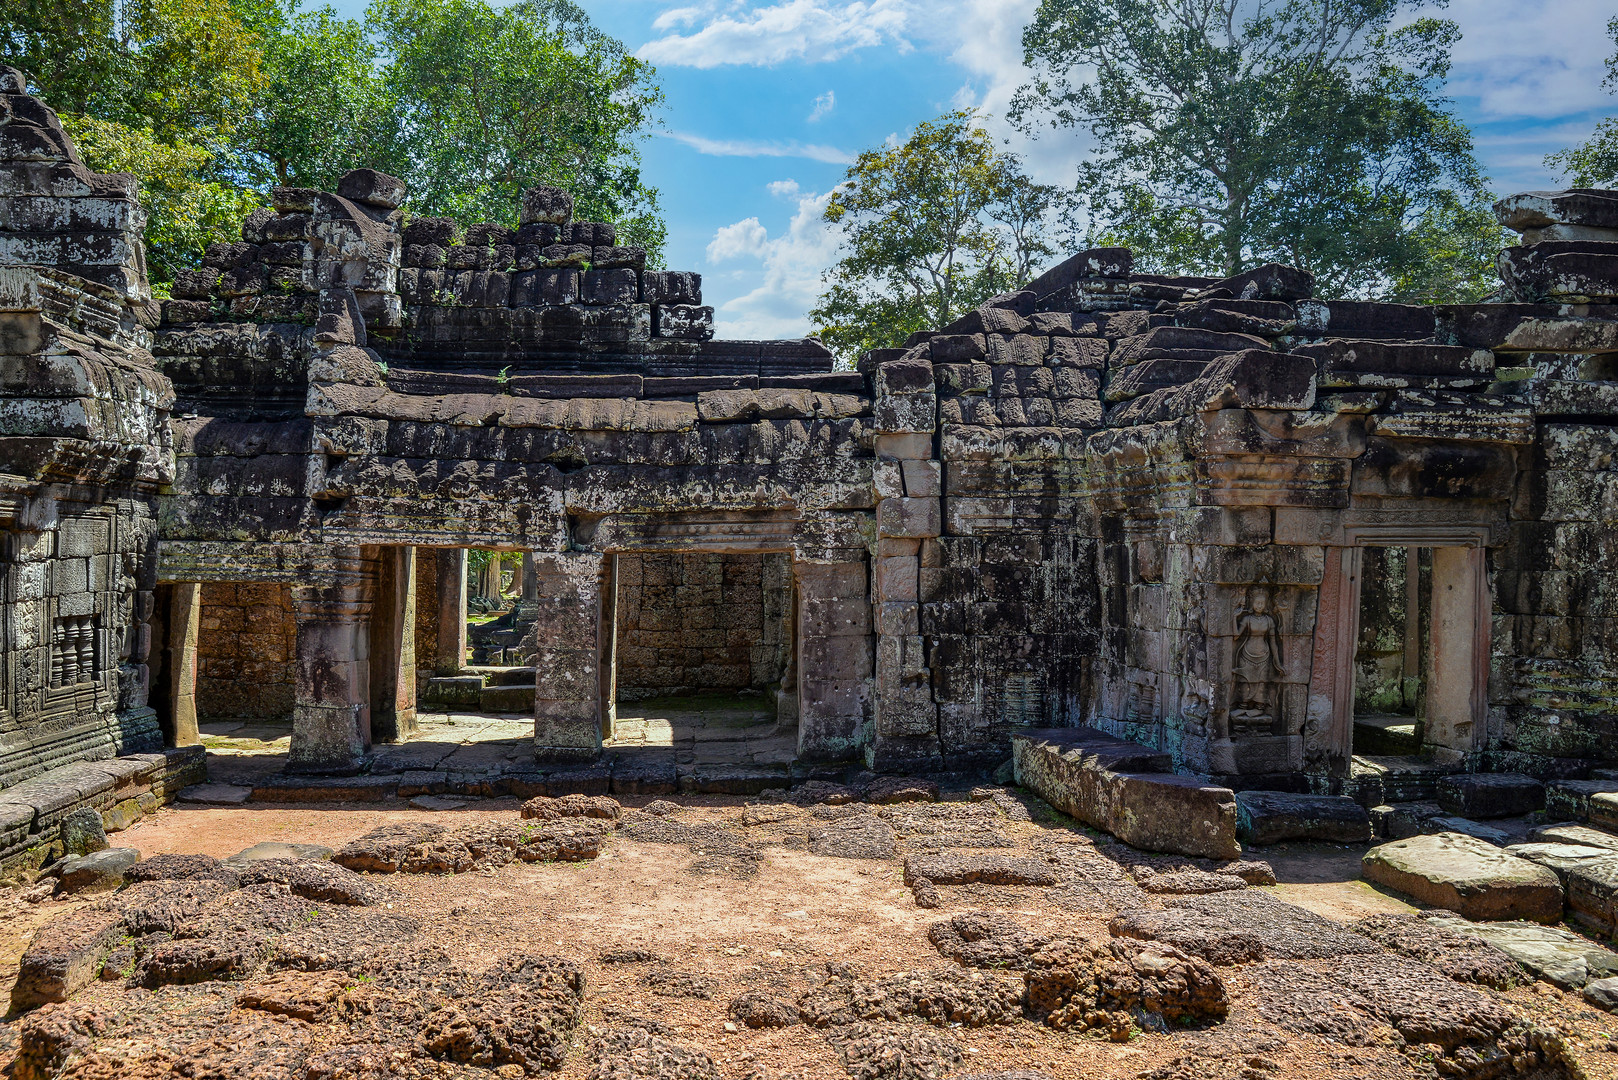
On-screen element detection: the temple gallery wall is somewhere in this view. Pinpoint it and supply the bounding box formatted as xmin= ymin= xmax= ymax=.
xmin=10 ymin=61 xmax=1618 ymax=852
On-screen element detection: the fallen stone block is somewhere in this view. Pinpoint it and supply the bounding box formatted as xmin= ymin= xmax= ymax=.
xmin=903 ymin=854 xmax=1058 ymax=887
xmin=1012 ymin=728 xmax=1238 ymax=860
xmin=1585 ymin=976 xmax=1618 ymax=1010
xmin=1235 ymin=790 xmax=1371 ymax=845
xmin=1565 ymin=857 xmax=1618 ymax=936
xmin=1428 ymin=914 xmax=1618 ymax=989
xmin=1361 ymin=833 xmax=1563 ymax=923
xmin=1369 ymin=801 xmax=1443 ymax=839
xmin=222 ymin=842 xmax=335 ymax=865
xmin=1436 ymin=773 xmax=1545 ymax=819
xmin=1529 ymin=823 xmax=1618 ymax=851
xmin=12 ymin=908 xmax=125 ymax=1010
xmin=1545 ymin=780 xmax=1618 ymax=823
xmin=178 ymin=783 xmax=252 ymax=805
xmin=56 ymin=848 xmax=140 ymax=894
xmin=1589 ymin=792 xmax=1618 ymax=832
xmin=1505 ymin=842 xmax=1618 ymax=885
xmin=1421 ymin=815 xmax=1514 ymax=846
xmin=58 ymin=807 xmax=107 ymax=857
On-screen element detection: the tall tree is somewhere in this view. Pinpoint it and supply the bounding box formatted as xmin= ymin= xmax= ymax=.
xmin=237 ymin=5 xmax=392 ymax=189
xmin=1546 ymin=16 xmax=1618 ymax=187
xmin=1 ymin=0 xmax=269 ymax=285
xmin=811 ymin=110 xmax=1061 ymax=361
xmin=366 ymin=0 xmax=666 ymax=256
xmin=1015 ymin=0 xmax=1502 ymax=300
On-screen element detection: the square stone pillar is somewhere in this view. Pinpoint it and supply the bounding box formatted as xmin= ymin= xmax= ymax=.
xmin=288 ymin=550 xmax=376 ymax=775
xmin=1426 ymin=545 xmax=1489 ymax=761
xmin=531 ymin=551 xmax=607 ymax=762
xmin=166 ymin=582 xmax=202 ymax=747
xmin=795 ymin=559 xmax=872 ymax=761
xmin=370 ymin=546 xmax=418 ymax=742
xmin=434 ymin=548 xmax=467 ymax=676
xmin=868 ymin=431 xmax=942 ymax=770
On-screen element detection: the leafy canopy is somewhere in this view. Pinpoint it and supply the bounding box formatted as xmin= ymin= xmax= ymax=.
xmin=1546 ymin=16 xmax=1618 ymax=187
xmin=365 ymin=0 xmax=666 ymax=255
xmin=1 ymin=0 xmax=668 ymax=285
xmin=811 ymin=110 xmax=1061 ymax=361
xmin=1015 ymin=0 xmax=1503 ymax=301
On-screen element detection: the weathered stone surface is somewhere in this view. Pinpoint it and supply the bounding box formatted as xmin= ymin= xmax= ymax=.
xmin=1427 ymin=913 xmax=1618 ymax=988
xmin=1012 ymin=729 xmax=1239 ymax=860
xmin=1362 ymin=833 xmax=1564 ymax=922
xmin=1436 ymin=772 xmax=1546 ymax=819
xmin=12 ymin=909 xmax=124 ymax=1009
xmin=58 ymin=806 xmax=107 ymax=856
xmin=56 ymin=847 xmax=140 ymax=893
xmin=1024 ymin=937 xmax=1228 ymax=1036
xmin=1235 ymin=790 xmax=1371 ymax=845
xmin=902 ymin=854 xmax=1058 ymax=887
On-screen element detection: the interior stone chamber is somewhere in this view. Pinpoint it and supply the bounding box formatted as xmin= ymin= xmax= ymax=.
xmin=7 ymin=64 xmax=1618 ymax=804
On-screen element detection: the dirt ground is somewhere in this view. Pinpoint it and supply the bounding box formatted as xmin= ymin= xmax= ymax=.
xmin=1 ymin=792 xmax=1615 ymax=1080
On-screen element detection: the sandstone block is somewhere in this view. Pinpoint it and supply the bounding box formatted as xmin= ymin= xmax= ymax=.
xmin=1436 ymin=773 xmax=1545 ymax=819
xmin=1235 ymin=790 xmax=1370 ymax=845
xmin=1012 ymin=728 xmax=1239 ymax=860
xmin=1361 ymin=833 xmax=1563 ymax=922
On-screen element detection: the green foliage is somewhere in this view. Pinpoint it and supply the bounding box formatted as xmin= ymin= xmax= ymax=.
xmin=2 ymin=0 xmax=667 ymax=285
xmin=365 ymin=0 xmax=666 ymax=257
xmin=1016 ymin=0 xmax=1501 ymax=300
xmin=3 ymin=0 xmax=269 ymax=287
xmin=810 ymin=110 xmax=1061 ymax=361
xmin=64 ymin=115 xmax=265 ymax=287
xmin=238 ymin=5 xmax=392 ymax=189
xmin=1546 ymin=16 xmax=1618 ymax=187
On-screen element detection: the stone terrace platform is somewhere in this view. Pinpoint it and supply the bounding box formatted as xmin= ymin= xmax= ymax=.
xmin=197 ymin=693 xmax=819 ymax=803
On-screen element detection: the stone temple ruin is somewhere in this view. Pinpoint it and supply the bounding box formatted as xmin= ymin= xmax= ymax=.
xmin=7 ymin=62 xmax=1618 ymax=862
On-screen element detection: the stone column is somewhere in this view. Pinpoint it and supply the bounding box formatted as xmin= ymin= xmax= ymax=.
xmin=1402 ymin=547 xmax=1422 ymax=709
xmin=288 ymin=549 xmax=376 ymax=775
xmin=434 ymin=548 xmax=467 ymax=676
xmin=370 ymin=546 xmax=418 ymax=742
xmin=167 ymin=583 xmax=202 ymax=747
xmin=1426 ymin=545 xmax=1488 ymax=761
xmin=868 ymin=431 xmax=942 ymax=771
xmin=531 ymin=551 xmax=607 ymax=761
xmin=795 ymin=559 xmax=872 ymax=762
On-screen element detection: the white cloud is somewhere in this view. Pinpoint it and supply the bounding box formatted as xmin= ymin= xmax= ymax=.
xmin=767 ymin=179 xmax=802 ymax=198
xmin=707 ymin=217 xmax=772 ymax=262
xmin=808 ymin=90 xmax=837 ymax=122
xmin=638 ymin=0 xmax=910 ymax=68
xmin=708 ymin=185 xmax=844 ymax=340
xmin=657 ymin=129 xmax=854 ymax=164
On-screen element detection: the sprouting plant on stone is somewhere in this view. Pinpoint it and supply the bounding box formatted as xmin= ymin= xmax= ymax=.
xmin=496 ymin=366 xmax=511 ymax=386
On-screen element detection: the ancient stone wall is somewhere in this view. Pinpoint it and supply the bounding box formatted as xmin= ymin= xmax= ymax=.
xmin=612 ymin=552 xmax=791 ymax=700
xmin=195 ymin=582 xmax=295 ymax=722
xmin=0 ymin=66 xmax=171 ymax=789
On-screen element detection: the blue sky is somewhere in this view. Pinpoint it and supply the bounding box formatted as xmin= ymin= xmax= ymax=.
xmin=328 ymin=0 xmax=1618 ymax=339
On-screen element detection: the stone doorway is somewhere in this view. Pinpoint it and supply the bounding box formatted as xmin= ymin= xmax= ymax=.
xmin=1308 ymin=529 xmax=1492 ymax=788
xmin=604 ymin=552 xmax=798 ymax=773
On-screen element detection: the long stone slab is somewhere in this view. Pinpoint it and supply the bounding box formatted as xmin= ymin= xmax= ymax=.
xmin=1011 ymin=727 xmax=1239 ymax=860
xmin=1235 ymin=790 xmax=1371 ymax=845
xmin=1428 ymin=914 xmax=1618 ymax=989
xmin=1361 ymin=832 xmax=1564 ymax=922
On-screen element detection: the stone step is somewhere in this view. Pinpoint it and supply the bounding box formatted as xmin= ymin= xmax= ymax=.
xmin=1436 ymin=773 xmax=1546 ymax=819
xmin=1361 ymin=832 xmax=1564 ymax=923
xmin=1011 ymin=727 xmax=1238 ymax=860
xmin=1353 ymin=715 xmax=1419 ymax=756
xmin=1530 ymin=822 xmax=1618 ymax=851
xmin=1547 ymin=780 xmax=1618 ymax=823
xmin=1235 ymin=790 xmax=1371 ymax=845
xmin=479 ymin=684 xmax=533 ymax=713
xmin=1346 ymin=754 xmax=1456 ymax=807
xmin=422 ymin=675 xmax=483 ymax=708
xmin=1592 ymin=793 xmax=1618 ymax=832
